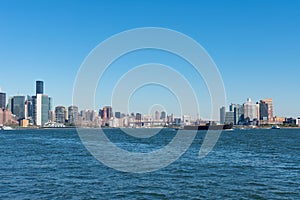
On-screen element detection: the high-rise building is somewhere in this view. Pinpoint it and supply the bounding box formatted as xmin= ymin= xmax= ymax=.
xmin=160 ymin=111 xmax=166 ymax=120
xmin=55 ymin=106 xmax=66 ymax=123
xmin=48 ymin=110 xmax=55 ymax=122
xmin=106 ymin=106 xmax=113 ymax=119
xmin=36 ymin=80 xmax=44 ymax=94
xmin=0 ymin=92 xmax=6 ymax=109
xmin=136 ymin=113 xmax=142 ymax=121
xmin=155 ymin=111 xmax=160 ymax=121
xmin=12 ymin=95 xmax=25 ymax=120
xmin=183 ymin=115 xmax=191 ymax=125
xmin=102 ymin=106 xmax=112 ymax=120
xmin=259 ymin=100 xmax=268 ymax=121
xmin=243 ymin=98 xmax=258 ymax=121
xmin=115 ymin=111 xmax=121 ymax=119
xmin=25 ymin=95 xmax=34 ymax=119
xmin=262 ymin=98 xmax=273 ymax=122
xmin=32 ymin=81 xmax=51 ymax=126
xmin=33 ymin=94 xmax=50 ymax=126
xmin=225 ymin=111 xmax=235 ymax=124
xmin=167 ymin=114 xmax=174 ymax=124
xmin=234 ymin=104 xmax=244 ymax=125
xmin=220 ymin=106 xmax=226 ymax=124
xmin=7 ymin=97 xmax=13 ymax=111
xmin=68 ymin=106 xmax=78 ymax=125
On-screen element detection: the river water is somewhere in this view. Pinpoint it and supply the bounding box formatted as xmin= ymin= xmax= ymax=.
xmin=0 ymin=128 xmax=299 ymax=199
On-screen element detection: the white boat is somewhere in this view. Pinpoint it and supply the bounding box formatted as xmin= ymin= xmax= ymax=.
xmin=271 ymin=125 xmax=280 ymax=129
xmin=1 ymin=126 xmax=14 ymax=130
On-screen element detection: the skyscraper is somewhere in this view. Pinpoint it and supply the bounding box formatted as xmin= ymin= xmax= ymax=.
xmin=234 ymin=104 xmax=244 ymax=125
xmin=12 ymin=95 xmax=25 ymax=120
xmin=259 ymin=100 xmax=268 ymax=121
xmin=263 ymin=98 xmax=273 ymax=122
xmin=102 ymin=106 xmax=113 ymax=120
xmin=55 ymin=106 xmax=66 ymax=123
xmin=160 ymin=111 xmax=166 ymax=120
xmin=68 ymin=106 xmax=78 ymax=125
xmin=155 ymin=111 xmax=160 ymax=121
xmin=220 ymin=106 xmax=226 ymax=124
xmin=25 ymin=96 xmax=33 ymax=118
xmin=225 ymin=111 xmax=235 ymax=124
xmin=243 ymin=98 xmax=258 ymax=121
xmin=36 ymin=80 xmax=44 ymax=94
xmin=0 ymin=92 xmax=6 ymax=109
xmin=32 ymin=81 xmax=51 ymax=126
xmin=115 ymin=111 xmax=121 ymax=119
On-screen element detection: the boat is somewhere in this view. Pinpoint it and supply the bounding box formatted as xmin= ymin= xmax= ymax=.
xmin=184 ymin=123 xmax=233 ymax=130
xmin=271 ymin=125 xmax=280 ymax=129
xmin=1 ymin=126 xmax=14 ymax=130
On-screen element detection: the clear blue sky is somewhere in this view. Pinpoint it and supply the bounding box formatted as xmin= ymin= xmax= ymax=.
xmin=0 ymin=0 xmax=299 ymax=119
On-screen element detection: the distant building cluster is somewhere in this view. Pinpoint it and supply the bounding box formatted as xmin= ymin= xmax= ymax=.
xmin=0 ymin=80 xmax=195 ymax=128
xmin=0 ymin=81 xmax=52 ymax=127
xmin=220 ymin=98 xmax=300 ymax=126
xmin=0 ymin=81 xmax=299 ymax=128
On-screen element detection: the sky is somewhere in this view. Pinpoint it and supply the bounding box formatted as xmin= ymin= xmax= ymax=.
xmin=0 ymin=0 xmax=299 ymax=119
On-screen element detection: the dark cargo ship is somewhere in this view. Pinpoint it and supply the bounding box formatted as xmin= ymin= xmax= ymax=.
xmin=184 ymin=123 xmax=233 ymax=130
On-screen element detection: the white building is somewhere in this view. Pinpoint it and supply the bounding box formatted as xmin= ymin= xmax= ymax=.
xmin=243 ymin=98 xmax=258 ymax=121
xmin=183 ymin=115 xmax=191 ymax=125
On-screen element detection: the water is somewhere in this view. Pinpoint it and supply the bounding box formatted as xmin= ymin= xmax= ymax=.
xmin=0 ymin=128 xmax=299 ymax=199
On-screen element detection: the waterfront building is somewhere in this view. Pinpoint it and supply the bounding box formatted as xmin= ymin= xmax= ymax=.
xmin=183 ymin=115 xmax=191 ymax=125
xmin=274 ymin=116 xmax=285 ymax=124
xmin=55 ymin=106 xmax=66 ymax=124
xmin=174 ymin=118 xmax=181 ymax=126
xmin=225 ymin=111 xmax=235 ymax=124
xmin=262 ymin=98 xmax=274 ymax=122
xmin=25 ymin=96 xmax=33 ymax=118
xmin=284 ymin=118 xmax=297 ymax=126
xmin=2 ymin=109 xmax=12 ymax=125
xmin=12 ymin=95 xmax=25 ymax=120
xmin=48 ymin=110 xmax=55 ymax=122
xmin=20 ymin=119 xmax=29 ymax=127
xmin=220 ymin=106 xmax=226 ymax=124
xmin=243 ymin=98 xmax=258 ymax=121
xmin=115 ymin=111 xmax=121 ymax=119
xmin=68 ymin=106 xmax=78 ymax=125
xmin=259 ymin=100 xmax=268 ymax=121
xmin=64 ymin=108 xmax=68 ymax=121
xmin=32 ymin=81 xmax=51 ymax=126
xmin=234 ymin=104 xmax=244 ymax=125
xmin=103 ymin=106 xmax=113 ymax=119
xmin=101 ymin=106 xmax=112 ymax=123
xmin=136 ymin=113 xmax=142 ymax=121
xmin=167 ymin=114 xmax=174 ymax=124
xmin=155 ymin=111 xmax=160 ymax=121
xmin=0 ymin=92 xmax=6 ymax=109
xmin=160 ymin=111 xmax=166 ymax=120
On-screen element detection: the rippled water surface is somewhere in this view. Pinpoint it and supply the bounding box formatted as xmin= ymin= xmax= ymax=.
xmin=0 ymin=128 xmax=299 ymax=199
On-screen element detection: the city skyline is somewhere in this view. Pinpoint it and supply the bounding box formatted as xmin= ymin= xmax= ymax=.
xmin=0 ymin=1 xmax=300 ymax=118
xmin=0 ymin=81 xmax=299 ymax=119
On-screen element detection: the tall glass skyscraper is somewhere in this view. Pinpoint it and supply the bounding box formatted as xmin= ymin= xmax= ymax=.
xmin=36 ymin=80 xmax=44 ymax=94
xmin=12 ymin=95 xmax=25 ymax=120
xmin=32 ymin=81 xmax=51 ymax=126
